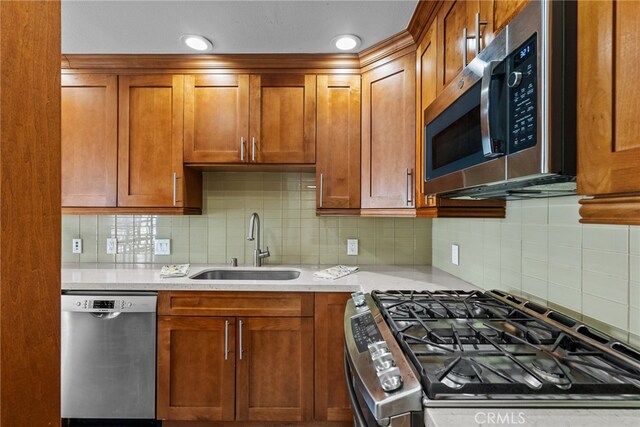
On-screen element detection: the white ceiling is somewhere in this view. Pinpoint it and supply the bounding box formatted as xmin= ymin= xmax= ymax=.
xmin=62 ymin=0 xmax=419 ymax=54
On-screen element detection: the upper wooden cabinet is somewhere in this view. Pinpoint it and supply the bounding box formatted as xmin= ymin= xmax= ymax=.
xmin=184 ymin=73 xmax=316 ymax=165
xmin=249 ymin=74 xmax=316 ymax=164
xmin=436 ymin=0 xmax=528 ymax=92
xmin=183 ymin=74 xmax=249 ymax=164
xmin=118 ymin=75 xmax=201 ymax=211
xmin=577 ymin=0 xmax=640 ymax=225
xmin=362 ymin=53 xmax=416 ymax=212
xmin=316 ymin=75 xmax=361 ymax=214
xmin=61 ymin=74 xmax=118 ymax=207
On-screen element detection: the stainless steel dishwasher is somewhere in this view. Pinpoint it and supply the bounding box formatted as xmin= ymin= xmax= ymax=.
xmin=61 ymin=291 xmax=157 ymax=420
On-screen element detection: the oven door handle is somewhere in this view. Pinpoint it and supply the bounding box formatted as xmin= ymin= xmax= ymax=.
xmin=480 ymin=60 xmax=505 ymax=158
xmin=344 ymin=349 xmax=370 ymax=427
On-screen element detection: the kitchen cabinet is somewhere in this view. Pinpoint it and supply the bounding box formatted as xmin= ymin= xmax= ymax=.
xmin=183 ymin=74 xmax=249 ymax=164
xmin=249 ymin=74 xmax=316 ymax=164
xmin=184 ymin=73 xmax=315 ymax=165
xmin=118 ymin=75 xmax=202 ymax=212
xmin=314 ymin=293 xmax=352 ymax=422
xmin=577 ymin=0 xmax=640 ymax=225
xmin=61 ymin=74 xmax=118 ymax=208
xmin=316 ymin=75 xmax=361 ymax=215
xmin=435 ymin=0 xmax=526 ymax=92
xmin=157 ymin=291 xmax=314 ymax=423
xmin=157 ymin=316 xmax=235 ymax=421
xmin=361 ymin=53 xmax=416 ymax=213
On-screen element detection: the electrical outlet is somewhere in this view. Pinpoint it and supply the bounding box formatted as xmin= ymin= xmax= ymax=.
xmin=347 ymin=239 xmax=358 ymax=256
xmin=72 ymin=238 xmax=83 ymax=254
xmin=106 ymin=238 xmax=117 ymax=255
xmin=154 ymin=239 xmax=171 ymax=256
xmin=451 ymin=244 xmax=459 ymax=266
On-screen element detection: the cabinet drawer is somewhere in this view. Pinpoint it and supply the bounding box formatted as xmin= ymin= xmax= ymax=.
xmin=158 ymin=291 xmax=314 ymax=317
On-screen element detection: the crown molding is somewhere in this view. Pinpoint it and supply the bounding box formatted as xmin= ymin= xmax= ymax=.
xmin=407 ymin=0 xmax=441 ymax=43
xmin=357 ymin=30 xmax=416 ymax=69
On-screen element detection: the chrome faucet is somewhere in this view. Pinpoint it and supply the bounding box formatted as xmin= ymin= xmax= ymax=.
xmin=247 ymin=212 xmax=270 ymax=267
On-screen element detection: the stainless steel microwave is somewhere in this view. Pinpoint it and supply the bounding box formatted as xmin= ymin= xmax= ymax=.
xmin=424 ymin=0 xmax=576 ymax=199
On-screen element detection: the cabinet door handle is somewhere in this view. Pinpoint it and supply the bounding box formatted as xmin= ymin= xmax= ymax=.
xmin=238 ymin=319 xmax=243 ymax=360
xmin=240 ymin=137 xmax=245 ymax=161
xmin=319 ymin=173 xmax=324 ymax=208
xmin=251 ymin=137 xmax=256 ymax=162
xmin=462 ymin=27 xmax=468 ymax=68
xmin=406 ymin=168 xmax=413 ymax=207
xmin=224 ymin=320 xmax=229 ymax=361
xmin=172 ymin=172 xmax=177 ymax=206
xmin=474 ymin=13 xmax=488 ymax=55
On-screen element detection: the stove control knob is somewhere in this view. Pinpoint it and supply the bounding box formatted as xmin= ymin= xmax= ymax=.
xmin=377 ymin=366 xmax=403 ymax=392
xmin=124 ymin=302 xmax=133 ymax=308
xmin=74 ymin=301 xmax=82 ymax=307
xmin=372 ymin=350 xmax=395 ymax=372
xmin=367 ymin=341 xmax=389 ymax=358
xmin=351 ymin=291 xmax=366 ymax=307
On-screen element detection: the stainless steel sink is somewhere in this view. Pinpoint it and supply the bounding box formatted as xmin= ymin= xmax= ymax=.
xmin=190 ymin=269 xmax=300 ymax=281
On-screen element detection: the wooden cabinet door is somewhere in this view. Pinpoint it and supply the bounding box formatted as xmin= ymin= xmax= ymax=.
xmin=61 ymin=74 xmax=117 ymax=207
xmin=184 ymin=74 xmax=249 ymax=163
xmin=316 ymin=75 xmax=361 ymax=211
xmin=493 ymin=0 xmax=529 ymax=34
xmin=236 ymin=317 xmax=313 ymax=422
xmin=437 ymin=0 xmax=470 ymax=91
xmin=118 ymin=74 xmax=185 ymax=207
xmin=577 ymin=0 xmax=640 ymax=197
xmin=314 ymin=293 xmax=351 ymax=422
xmin=157 ymin=316 xmax=235 ymax=421
xmin=361 ymin=53 xmax=416 ymax=209
xmin=416 ymin=20 xmax=438 ymax=209
xmin=249 ymin=74 xmax=316 ymax=164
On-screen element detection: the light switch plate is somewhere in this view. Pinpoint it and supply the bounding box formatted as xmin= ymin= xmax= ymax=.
xmin=72 ymin=238 xmax=82 ymax=254
xmin=451 ymin=244 xmax=459 ymax=266
xmin=106 ymin=238 xmax=117 ymax=255
xmin=347 ymin=239 xmax=358 ymax=256
xmin=154 ymin=239 xmax=171 ymax=256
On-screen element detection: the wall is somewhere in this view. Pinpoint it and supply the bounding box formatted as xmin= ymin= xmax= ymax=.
xmin=432 ymin=196 xmax=639 ymax=345
xmin=62 ymin=172 xmax=432 ymax=266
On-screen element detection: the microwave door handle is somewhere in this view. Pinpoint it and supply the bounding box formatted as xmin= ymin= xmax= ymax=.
xmin=480 ymin=60 xmax=504 ymax=158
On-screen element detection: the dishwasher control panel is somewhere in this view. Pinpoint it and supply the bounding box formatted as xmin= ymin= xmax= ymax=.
xmin=61 ymin=294 xmax=157 ymax=313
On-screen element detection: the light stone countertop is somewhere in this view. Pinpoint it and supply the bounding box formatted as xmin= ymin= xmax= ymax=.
xmin=61 ymin=263 xmax=480 ymax=293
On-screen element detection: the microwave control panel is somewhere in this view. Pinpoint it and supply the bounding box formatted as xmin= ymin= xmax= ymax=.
xmin=508 ymin=36 xmax=537 ymax=154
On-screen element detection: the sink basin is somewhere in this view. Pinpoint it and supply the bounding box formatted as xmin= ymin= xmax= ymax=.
xmin=190 ymin=269 xmax=300 ymax=281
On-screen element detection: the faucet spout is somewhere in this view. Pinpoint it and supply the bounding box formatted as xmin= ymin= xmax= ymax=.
xmin=247 ymin=212 xmax=269 ymax=267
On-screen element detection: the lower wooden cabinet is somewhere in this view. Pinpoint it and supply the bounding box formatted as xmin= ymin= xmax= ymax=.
xmin=157 ymin=317 xmax=235 ymax=421
xmin=314 ymin=293 xmax=352 ymax=422
xmin=157 ymin=291 xmax=338 ymax=425
xmin=236 ymin=317 xmax=313 ymax=422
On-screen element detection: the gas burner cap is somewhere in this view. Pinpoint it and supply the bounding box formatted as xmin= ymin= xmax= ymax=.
xmin=530 ymin=358 xmax=570 ymax=386
xmin=441 ymin=358 xmax=481 ymax=388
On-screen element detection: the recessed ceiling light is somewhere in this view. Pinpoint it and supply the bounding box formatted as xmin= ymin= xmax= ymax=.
xmin=332 ymin=34 xmax=362 ymax=51
xmin=181 ymin=34 xmax=213 ymax=52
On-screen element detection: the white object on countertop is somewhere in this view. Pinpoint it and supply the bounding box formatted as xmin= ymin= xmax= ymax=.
xmin=314 ymin=265 xmax=359 ymax=280
xmin=160 ymin=264 xmax=190 ymax=278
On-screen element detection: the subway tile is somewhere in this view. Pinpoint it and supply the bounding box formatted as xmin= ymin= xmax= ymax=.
xmin=548 ymin=201 xmax=581 ymax=225
xmin=548 ymin=263 xmax=582 ymax=290
xmin=583 ymin=249 xmax=629 ymax=279
xmin=548 ymin=244 xmax=582 ymax=268
xmin=522 ymin=257 xmax=548 ymax=281
xmin=582 ymin=293 xmax=629 ymax=329
xmin=583 ymin=270 xmax=629 ymax=305
xmin=631 ymin=255 xmax=640 ymax=283
xmin=521 ymin=275 xmax=548 ymax=300
xmin=631 ymin=227 xmax=640 ymax=256
xmin=521 ymin=199 xmax=548 ymax=224
xmin=630 ymin=281 xmax=640 ymax=308
xmin=548 ymin=283 xmax=582 ymax=312
xmin=581 ymin=314 xmax=629 ymax=342
xmin=583 ymin=224 xmax=629 ymax=254
xmin=630 ymin=306 xmax=640 ymax=335
xmin=548 ymin=225 xmax=581 ymax=248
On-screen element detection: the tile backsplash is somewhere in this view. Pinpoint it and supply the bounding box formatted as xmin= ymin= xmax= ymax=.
xmin=62 ymin=172 xmax=432 ymax=266
xmin=432 ymin=196 xmax=640 ymax=345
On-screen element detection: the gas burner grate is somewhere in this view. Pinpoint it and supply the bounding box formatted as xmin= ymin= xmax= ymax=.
xmin=371 ymin=290 xmax=640 ymax=400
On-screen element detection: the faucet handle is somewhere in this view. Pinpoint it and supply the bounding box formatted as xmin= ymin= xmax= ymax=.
xmin=230 ymin=257 xmax=238 ymax=267
xmin=260 ymin=246 xmax=270 ymax=258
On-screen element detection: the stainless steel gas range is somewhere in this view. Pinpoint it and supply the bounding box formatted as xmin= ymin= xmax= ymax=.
xmin=343 ymin=290 xmax=640 ymax=427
